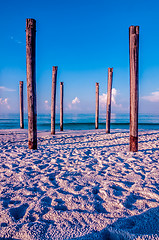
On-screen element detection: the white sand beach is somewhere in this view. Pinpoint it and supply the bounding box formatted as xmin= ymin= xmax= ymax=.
xmin=0 ymin=129 xmax=159 ymax=239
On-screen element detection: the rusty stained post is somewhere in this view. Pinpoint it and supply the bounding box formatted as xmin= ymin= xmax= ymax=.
xmin=26 ymin=18 xmax=37 ymax=149
xmin=95 ymin=82 xmax=99 ymax=129
xmin=106 ymin=68 xmax=113 ymax=133
xmin=129 ymin=26 xmax=139 ymax=152
xmin=60 ymin=82 xmax=64 ymax=131
xmin=19 ymin=81 xmax=24 ymax=129
xmin=51 ymin=66 xmax=58 ymax=134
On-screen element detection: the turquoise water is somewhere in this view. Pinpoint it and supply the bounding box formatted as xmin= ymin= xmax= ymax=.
xmin=0 ymin=113 xmax=159 ymax=131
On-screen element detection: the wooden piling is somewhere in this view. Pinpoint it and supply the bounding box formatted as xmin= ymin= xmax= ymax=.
xmin=26 ymin=18 xmax=37 ymax=149
xmin=51 ymin=66 xmax=58 ymax=134
xmin=129 ymin=26 xmax=139 ymax=152
xmin=19 ymin=81 xmax=24 ymax=129
xmin=106 ymin=68 xmax=113 ymax=133
xmin=60 ymin=82 xmax=64 ymax=131
xmin=95 ymin=82 xmax=99 ymax=129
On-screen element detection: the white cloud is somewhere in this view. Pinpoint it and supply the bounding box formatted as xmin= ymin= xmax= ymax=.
xmin=65 ymin=97 xmax=80 ymax=111
xmin=0 ymin=86 xmax=16 ymax=92
xmin=99 ymin=93 xmax=107 ymax=107
xmin=72 ymin=97 xmax=80 ymax=104
xmin=112 ymin=88 xmax=117 ymax=104
xmin=142 ymin=91 xmax=159 ymax=102
xmin=44 ymin=100 xmax=48 ymax=104
xmin=99 ymin=88 xmax=122 ymax=109
xmin=0 ymin=98 xmax=10 ymax=109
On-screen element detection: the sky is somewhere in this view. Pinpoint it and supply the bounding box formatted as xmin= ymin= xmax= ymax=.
xmin=0 ymin=0 xmax=159 ymax=115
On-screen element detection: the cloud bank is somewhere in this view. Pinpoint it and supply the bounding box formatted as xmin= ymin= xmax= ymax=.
xmin=142 ymin=91 xmax=159 ymax=102
xmin=99 ymin=88 xmax=122 ymax=109
xmin=0 ymin=86 xmax=16 ymax=92
xmin=0 ymin=98 xmax=10 ymax=110
xmin=72 ymin=97 xmax=80 ymax=104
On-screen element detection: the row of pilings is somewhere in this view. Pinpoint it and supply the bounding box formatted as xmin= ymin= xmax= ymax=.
xmin=20 ymin=19 xmax=138 ymax=152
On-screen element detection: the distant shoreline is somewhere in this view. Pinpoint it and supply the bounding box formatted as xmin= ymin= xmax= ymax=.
xmin=1 ymin=113 xmax=159 ymax=131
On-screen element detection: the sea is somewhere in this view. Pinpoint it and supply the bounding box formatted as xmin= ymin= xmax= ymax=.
xmin=0 ymin=113 xmax=159 ymax=131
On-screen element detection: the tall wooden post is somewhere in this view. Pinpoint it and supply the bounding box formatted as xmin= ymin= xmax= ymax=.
xmin=95 ymin=82 xmax=99 ymax=129
xmin=19 ymin=81 xmax=24 ymax=129
xmin=60 ymin=82 xmax=64 ymax=131
xmin=106 ymin=68 xmax=113 ymax=133
xmin=51 ymin=66 xmax=58 ymax=134
xmin=129 ymin=26 xmax=139 ymax=152
xmin=26 ymin=18 xmax=37 ymax=149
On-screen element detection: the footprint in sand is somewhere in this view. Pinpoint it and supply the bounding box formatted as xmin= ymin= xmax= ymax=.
xmin=110 ymin=184 xmax=126 ymax=196
xmin=1 ymin=197 xmax=20 ymax=209
xmin=48 ymin=173 xmax=59 ymax=188
xmin=10 ymin=203 xmax=29 ymax=220
xmin=38 ymin=164 xmax=49 ymax=170
xmin=1 ymin=222 xmax=8 ymax=227
xmin=54 ymin=198 xmax=68 ymax=211
xmin=33 ymin=160 xmax=42 ymax=165
xmin=121 ymin=181 xmax=135 ymax=188
xmin=123 ymin=193 xmax=144 ymax=210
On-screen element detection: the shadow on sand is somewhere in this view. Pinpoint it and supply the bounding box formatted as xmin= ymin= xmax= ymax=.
xmin=73 ymin=206 xmax=159 ymax=239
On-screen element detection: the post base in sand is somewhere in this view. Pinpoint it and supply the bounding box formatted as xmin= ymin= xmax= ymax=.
xmin=28 ymin=141 xmax=37 ymax=150
xmin=130 ymin=135 xmax=138 ymax=152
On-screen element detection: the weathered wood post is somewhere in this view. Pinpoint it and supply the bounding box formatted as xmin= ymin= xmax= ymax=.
xmin=51 ymin=66 xmax=58 ymax=134
xmin=129 ymin=26 xmax=139 ymax=152
xmin=95 ymin=82 xmax=99 ymax=129
xmin=106 ymin=68 xmax=113 ymax=133
xmin=26 ymin=18 xmax=37 ymax=149
xmin=19 ymin=81 xmax=24 ymax=129
xmin=60 ymin=82 xmax=64 ymax=131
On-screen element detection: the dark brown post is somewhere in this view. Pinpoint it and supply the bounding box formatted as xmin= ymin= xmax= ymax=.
xmin=106 ymin=68 xmax=113 ymax=133
xmin=95 ymin=82 xmax=99 ymax=129
xmin=51 ymin=66 xmax=58 ymax=134
xmin=60 ymin=82 xmax=64 ymax=131
xmin=26 ymin=19 xmax=37 ymax=149
xmin=19 ymin=81 xmax=24 ymax=129
xmin=129 ymin=26 xmax=139 ymax=152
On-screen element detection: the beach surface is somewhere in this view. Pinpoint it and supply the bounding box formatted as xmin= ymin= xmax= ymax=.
xmin=0 ymin=129 xmax=159 ymax=239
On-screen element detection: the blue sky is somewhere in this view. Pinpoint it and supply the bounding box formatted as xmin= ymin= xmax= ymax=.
xmin=0 ymin=0 xmax=159 ymax=114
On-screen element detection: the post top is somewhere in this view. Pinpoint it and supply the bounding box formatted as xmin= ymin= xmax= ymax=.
xmin=19 ymin=81 xmax=23 ymax=84
xmin=108 ymin=67 xmax=113 ymax=72
xmin=129 ymin=25 xmax=139 ymax=34
xmin=60 ymin=82 xmax=64 ymax=85
xmin=26 ymin=19 xmax=36 ymax=30
xmin=53 ymin=66 xmax=58 ymax=71
xmin=96 ymin=82 xmax=99 ymax=86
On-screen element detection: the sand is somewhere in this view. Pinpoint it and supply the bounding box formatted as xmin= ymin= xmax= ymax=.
xmin=0 ymin=129 xmax=159 ymax=240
